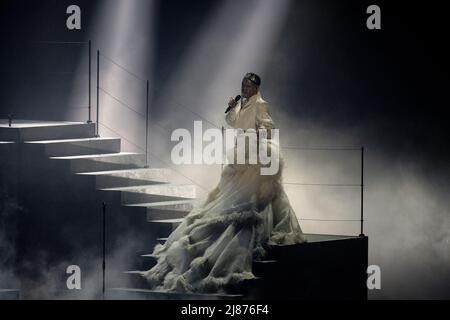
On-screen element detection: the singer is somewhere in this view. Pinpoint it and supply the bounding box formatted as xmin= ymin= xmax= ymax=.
xmin=140 ymin=73 xmax=306 ymax=294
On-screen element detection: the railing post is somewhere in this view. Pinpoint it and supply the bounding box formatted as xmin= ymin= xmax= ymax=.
xmin=96 ymin=50 xmax=100 ymax=137
xmin=87 ymin=40 xmax=92 ymax=123
xmin=102 ymin=201 xmax=106 ymax=300
xmin=359 ymin=146 xmax=365 ymax=237
xmin=145 ymin=80 xmax=149 ymax=167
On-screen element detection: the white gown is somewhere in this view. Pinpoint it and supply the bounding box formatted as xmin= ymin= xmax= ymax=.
xmin=141 ymin=92 xmax=306 ymax=293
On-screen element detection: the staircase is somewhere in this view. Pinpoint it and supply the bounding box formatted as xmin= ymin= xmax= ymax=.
xmin=0 ymin=120 xmax=197 ymax=299
xmin=0 ymin=119 xmax=368 ymax=300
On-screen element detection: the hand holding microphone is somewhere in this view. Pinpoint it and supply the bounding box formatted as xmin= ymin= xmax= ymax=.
xmin=225 ymin=95 xmax=241 ymax=113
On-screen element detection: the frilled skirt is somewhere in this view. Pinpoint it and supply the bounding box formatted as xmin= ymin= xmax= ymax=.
xmin=140 ymin=142 xmax=306 ymax=293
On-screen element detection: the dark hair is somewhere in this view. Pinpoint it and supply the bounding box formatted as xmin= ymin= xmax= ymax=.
xmin=244 ymin=72 xmax=261 ymax=86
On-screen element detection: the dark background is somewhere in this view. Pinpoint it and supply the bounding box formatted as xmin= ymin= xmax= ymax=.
xmin=1 ymin=0 xmax=448 ymax=175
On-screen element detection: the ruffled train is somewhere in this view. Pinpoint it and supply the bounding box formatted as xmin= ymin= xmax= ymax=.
xmin=140 ymin=143 xmax=306 ymax=293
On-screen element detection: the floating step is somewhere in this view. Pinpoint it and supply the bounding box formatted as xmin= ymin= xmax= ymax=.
xmin=24 ymin=137 xmax=121 ymax=157
xmin=119 ymin=271 xmax=244 ymax=300
xmin=107 ymin=288 xmax=243 ymax=300
xmin=147 ymin=218 xmax=184 ymax=223
xmin=0 ymin=289 xmax=20 ymax=300
xmin=140 ymin=252 xmax=277 ymax=269
xmin=303 ymin=233 xmax=354 ymax=243
xmin=124 ymin=270 xmax=144 ymax=275
xmin=146 ymin=217 xmax=183 ymax=233
xmin=120 ymin=199 xmax=194 ymax=220
xmin=0 ymin=141 xmax=16 ymax=155
xmin=125 ymin=199 xmax=195 ymax=210
xmin=252 ymin=260 xmax=278 ymax=277
xmin=0 ymin=120 xmax=95 ymax=141
xmin=146 ymin=208 xmax=190 ymax=220
xmin=122 ymin=270 xmax=149 ymax=288
xmin=91 ymin=168 xmax=172 ymax=190
xmin=121 ymin=185 xmax=196 ymax=205
xmin=49 ymin=152 xmax=146 ymax=173
xmin=147 ymin=234 xmax=353 ymax=245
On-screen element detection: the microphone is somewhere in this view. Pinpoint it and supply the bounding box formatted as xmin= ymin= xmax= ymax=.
xmin=225 ymin=95 xmax=241 ymax=114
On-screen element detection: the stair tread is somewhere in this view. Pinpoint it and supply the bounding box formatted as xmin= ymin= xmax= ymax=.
xmin=0 ymin=120 xmax=86 ymax=128
xmin=142 ymin=234 xmax=355 ymax=250
xmin=253 ymin=260 xmax=277 ymax=264
xmin=118 ymin=184 xmax=194 ymax=192
xmin=148 ymin=218 xmax=184 ymax=223
xmin=24 ymin=137 xmax=118 ymax=144
xmin=76 ymin=167 xmax=166 ymax=175
xmin=124 ymin=270 xmax=144 ymax=274
xmin=98 ymin=183 xmax=169 ymax=191
xmin=124 ymin=199 xmax=196 ymax=207
xmin=49 ymin=152 xmax=141 ymax=159
xmin=301 ymin=233 xmax=356 ymax=243
xmin=124 ymin=270 xmax=261 ymax=281
xmin=141 ymin=252 xmax=277 ymax=266
xmin=0 ymin=289 xmax=19 ymax=292
xmin=109 ymin=287 xmax=243 ymax=298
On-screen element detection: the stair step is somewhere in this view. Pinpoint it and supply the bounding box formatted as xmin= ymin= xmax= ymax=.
xmin=121 ymin=185 xmax=196 ymax=205
xmin=140 ymin=247 xmax=278 ymax=269
xmin=121 ymin=271 xmax=247 ymax=299
xmin=147 ymin=208 xmax=190 ymax=220
xmin=145 ymin=217 xmax=184 ymax=233
xmin=125 ymin=199 xmax=195 ymax=210
xmin=107 ymin=288 xmax=243 ymax=300
xmin=91 ymin=168 xmax=172 ymax=190
xmin=147 ymin=234 xmax=353 ymax=245
xmin=0 ymin=120 xmax=95 ymax=141
xmin=124 ymin=270 xmax=144 ymax=275
xmin=303 ymin=233 xmax=354 ymax=242
xmin=252 ymin=260 xmax=278 ymax=277
xmin=49 ymin=152 xmax=146 ymax=173
xmin=118 ymin=200 xmax=194 ymax=220
xmin=0 ymin=289 xmax=20 ymax=300
xmin=254 ymin=259 xmax=277 ymax=264
xmin=24 ymin=137 xmax=121 ymax=157
xmin=0 ymin=141 xmax=16 ymax=154
xmin=147 ymin=218 xmax=184 ymax=225
xmin=123 ymin=200 xmax=195 ymax=220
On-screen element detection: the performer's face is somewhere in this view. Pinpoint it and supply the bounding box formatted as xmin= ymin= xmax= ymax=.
xmin=241 ymin=79 xmax=258 ymax=99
